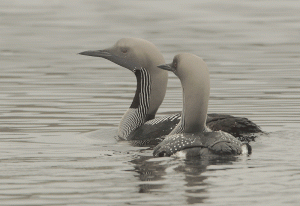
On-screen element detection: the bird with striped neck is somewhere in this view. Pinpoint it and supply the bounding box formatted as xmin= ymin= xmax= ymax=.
xmin=153 ymin=53 xmax=251 ymax=157
xmin=79 ymin=38 xmax=262 ymax=146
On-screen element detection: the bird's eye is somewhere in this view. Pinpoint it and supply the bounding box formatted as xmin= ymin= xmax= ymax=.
xmin=121 ymin=48 xmax=128 ymax=53
xmin=173 ymin=60 xmax=177 ymax=69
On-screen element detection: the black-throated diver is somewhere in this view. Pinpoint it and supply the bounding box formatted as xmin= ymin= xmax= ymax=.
xmin=153 ymin=53 xmax=251 ymax=157
xmin=79 ymin=38 xmax=261 ymax=146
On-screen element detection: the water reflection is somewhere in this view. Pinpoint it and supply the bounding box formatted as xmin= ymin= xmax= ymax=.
xmin=1 ymin=0 xmax=300 ymax=205
xmin=130 ymin=153 xmax=240 ymax=204
xmin=130 ymin=155 xmax=166 ymax=193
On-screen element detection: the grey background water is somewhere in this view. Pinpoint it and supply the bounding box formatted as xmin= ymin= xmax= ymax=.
xmin=1 ymin=0 xmax=300 ymax=205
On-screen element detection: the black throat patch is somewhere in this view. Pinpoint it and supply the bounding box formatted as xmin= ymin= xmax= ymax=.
xmin=130 ymin=70 xmax=141 ymax=109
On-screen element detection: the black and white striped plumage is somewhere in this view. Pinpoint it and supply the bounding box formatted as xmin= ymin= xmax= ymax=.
xmin=128 ymin=112 xmax=262 ymax=146
xmin=128 ymin=113 xmax=181 ymax=146
xmin=79 ymin=38 xmax=262 ymax=151
xmin=153 ymin=131 xmax=251 ymax=157
xmin=153 ymin=53 xmax=253 ymax=157
xmin=118 ymin=68 xmax=151 ymax=139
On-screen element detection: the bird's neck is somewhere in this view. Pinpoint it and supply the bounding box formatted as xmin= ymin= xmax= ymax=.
xmin=130 ymin=69 xmax=149 ymax=109
xmin=118 ymin=68 xmax=152 ymax=139
xmin=181 ymin=84 xmax=209 ymax=133
xmin=118 ymin=66 xmax=168 ymax=140
xmin=172 ymin=69 xmax=210 ymax=134
xmin=129 ymin=66 xmax=168 ymax=118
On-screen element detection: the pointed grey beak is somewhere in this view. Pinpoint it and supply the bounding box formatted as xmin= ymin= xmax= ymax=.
xmin=79 ymin=49 xmax=141 ymax=72
xmin=78 ymin=50 xmax=112 ymax=58
xmin=157 ymin=63 xmax=175 ymax=72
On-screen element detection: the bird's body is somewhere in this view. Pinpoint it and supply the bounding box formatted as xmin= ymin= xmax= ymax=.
xmin=153 ymin=131 xmax=251 ymax=157
xmin=153 ymin=53 xmax=251 ymax=157
xmin=79 ymin=38 xmax=262 ymax=146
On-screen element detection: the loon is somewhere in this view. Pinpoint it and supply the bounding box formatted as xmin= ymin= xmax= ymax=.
xmin=79 ymin=38 xmax=262 ymax=146
xmin=153 ymin=53 xmax=251 ymax=157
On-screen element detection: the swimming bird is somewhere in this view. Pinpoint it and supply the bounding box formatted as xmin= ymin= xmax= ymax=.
xmin=79 ymin=38 xmax=261 ymax=146
xmin=153 ymin=53 xmax=251 ymax=157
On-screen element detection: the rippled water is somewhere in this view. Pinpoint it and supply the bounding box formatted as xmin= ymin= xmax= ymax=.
xmin=1 ymin=0 xmax=300 ymax=205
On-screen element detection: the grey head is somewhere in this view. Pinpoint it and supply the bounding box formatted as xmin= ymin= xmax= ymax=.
xmin=158 ymin=53 xmax=210 ymax=133
xmin=79 ymin=38 xmax=168 ymax=121
xmin=79 ymin=38 xmax=165 ymax=73
xmin=158 ymin=53 xmax=209 ymax=84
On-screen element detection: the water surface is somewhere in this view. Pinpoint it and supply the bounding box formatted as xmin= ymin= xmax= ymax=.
xmin=1 ymin=0 xmax=300 ymax=205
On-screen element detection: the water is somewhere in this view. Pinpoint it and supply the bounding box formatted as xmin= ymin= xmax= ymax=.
xmin=1 ymin=0 xmax=300 ymax=205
